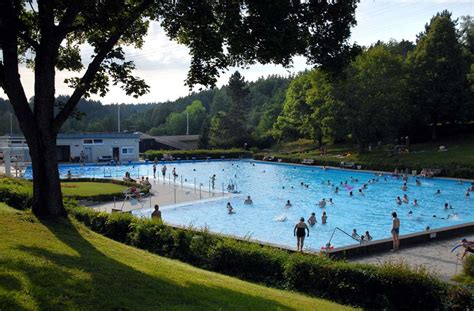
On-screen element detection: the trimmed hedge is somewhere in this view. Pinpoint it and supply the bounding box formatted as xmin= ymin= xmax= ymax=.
xmin=0 ymin=177 xmax=145 ymax=208
xmin=61 ymin=178 xmax=149 ymax=202
xmin=0 ymin=177 xmax=32 ymax=210
xmin=66 ymin=204 xmax=473 ymax=310
xmin=144 ymin=148 xmax=252 ymax=160
xmin=1 ymin=178 xmax=471 ymax=309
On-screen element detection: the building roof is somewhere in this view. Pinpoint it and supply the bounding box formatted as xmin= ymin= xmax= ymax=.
xmin=0 ymin=132 xmax=139 ymax=140
xmin=137 ymin=132 xmax=199 ymax=150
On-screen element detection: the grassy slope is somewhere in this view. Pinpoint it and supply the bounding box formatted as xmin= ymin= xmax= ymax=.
xmin=60 ymin=182 xmax=127 ymax=197
xmin=269 ymin=135 xmax=474 ymax=171
xmin=0 ymin=204 xmax=355 ymax=311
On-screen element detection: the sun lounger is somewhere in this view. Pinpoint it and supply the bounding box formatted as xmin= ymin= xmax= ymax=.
xmin=340 ymin=161 xmax=355 ymax=168
xmin=301 ymin=158 xmax=314 ymax=165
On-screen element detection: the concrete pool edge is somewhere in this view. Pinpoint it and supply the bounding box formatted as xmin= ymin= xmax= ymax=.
xmin=326 ymin=221 xmax=474 ymax=259
xmin=158 ymin=219 xmax=474 ymax=261
xmin=251 ymin=159 xmax=474 ymax=183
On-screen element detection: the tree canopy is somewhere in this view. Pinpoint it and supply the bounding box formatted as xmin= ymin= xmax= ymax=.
xmin=0 ymin=0 xmax=358 ymax=217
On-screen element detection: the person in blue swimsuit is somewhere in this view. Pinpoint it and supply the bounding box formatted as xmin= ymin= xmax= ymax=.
xmin=391 ymin=212 xmax=400 ymax=251
xmin=294 ymin=217 xmax=310 ymax=252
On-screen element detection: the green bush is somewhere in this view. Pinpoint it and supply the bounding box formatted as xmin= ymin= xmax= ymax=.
xmin=66 ymin=204 xmax=469 ymax=310
xmin=2 ymin=186 xmax=470 ymax=310
xmin=0 ymin=177 xmax=32 ymax=210
xmin=464 ymin=255 xmax=474 ymax=277
xmin=144 ymin=148 xmax=252 ymax=160
xmin=208 ymin=239 xmax=288 ymax=285
xmin=104 ymin=212 xmax=134 ymax=243
xmin=284 ymin=255 xmax=447 ymax=310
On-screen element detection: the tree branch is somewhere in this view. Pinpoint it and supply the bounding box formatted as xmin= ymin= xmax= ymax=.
xmin=17 ymin=31 xmax=39 ymax=50
xmin=55 ymin=2 xmax=81 ymax=43
xmin=0 ymin=2 xmax=36 ymax=138
xmin=52 ymin=0 xmax=155 ymax=132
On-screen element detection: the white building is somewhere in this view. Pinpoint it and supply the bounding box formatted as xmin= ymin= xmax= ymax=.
xmin=0 ymin=133 xmax=140 ymax=163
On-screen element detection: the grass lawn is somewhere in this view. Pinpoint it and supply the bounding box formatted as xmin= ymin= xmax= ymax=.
xmin=268 ymin=135 xmax=474 ymax=176
xmin=0 ymin=204 xmax=356 ymax=310
xmin=60 ymin=182 xmax=127 ymax=197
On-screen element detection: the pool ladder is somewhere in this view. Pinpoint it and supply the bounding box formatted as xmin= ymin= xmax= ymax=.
xmin=326 ymin=227 xmax=361 ymax=248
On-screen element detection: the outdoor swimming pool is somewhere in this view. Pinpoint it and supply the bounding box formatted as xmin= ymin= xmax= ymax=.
xmin=25 ymin=160 xmax=474 ymax=250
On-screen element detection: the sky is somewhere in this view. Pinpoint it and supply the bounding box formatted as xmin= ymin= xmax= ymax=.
xmin=2 ymin=0 xmax=473 ymax=104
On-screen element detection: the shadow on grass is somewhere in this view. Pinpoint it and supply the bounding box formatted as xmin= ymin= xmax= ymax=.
xmin=2 ymin=217 xmax=294 ymax=310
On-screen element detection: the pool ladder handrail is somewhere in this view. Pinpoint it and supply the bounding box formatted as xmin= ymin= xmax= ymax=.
xmin=326 ymin=227 xmax=360 ymax=248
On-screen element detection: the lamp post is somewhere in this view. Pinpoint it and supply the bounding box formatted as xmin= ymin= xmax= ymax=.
xmin=9 ymin=113 xmax=13 ymax=134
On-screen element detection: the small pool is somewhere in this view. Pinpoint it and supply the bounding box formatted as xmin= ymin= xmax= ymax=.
xmin=25 ymin=160 xmax=474 ymax=250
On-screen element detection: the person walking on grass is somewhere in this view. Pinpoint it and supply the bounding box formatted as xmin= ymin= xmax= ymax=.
xmin=294 ymin=217 xmax=309 ymax=252
xmin=391 ymin=212 xmax=400 ymax=251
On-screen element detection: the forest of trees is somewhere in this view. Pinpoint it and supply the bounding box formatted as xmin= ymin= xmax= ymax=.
xmin=1 ymin=11 xmax=472 ymax=152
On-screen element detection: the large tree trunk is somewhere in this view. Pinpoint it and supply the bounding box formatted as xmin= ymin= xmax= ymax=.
xmin=27 ymin=131 xmax=66 ymax=217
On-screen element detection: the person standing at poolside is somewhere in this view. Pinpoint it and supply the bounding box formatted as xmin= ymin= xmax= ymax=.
xmin=151 ymin=204 xmax=161 ymax=220
xmin=210 ymin=174 xmax=216 ymax=189
xmin=161 ymin=165 xmax=167 ymax=181
xmin=153 ymin=164 xmax=157 ymax=178
xmin=391 ymin=212 xmax=400 ymax=251
xmin=294 ymin=217 xmax=309 ymax=252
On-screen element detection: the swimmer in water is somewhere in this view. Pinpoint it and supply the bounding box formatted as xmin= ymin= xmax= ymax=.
xmin=319 ymin=198 xmax=327 ymax=208
xmin=402 ymin=194 xmax=409 ymax=204
xmin=413 ymin=199 xmax=418 ymax=206
xmin=416 ymin=179 xmax=421 ymax=186
xmin=335 ymin=187 xmax=339 ymax=194
xmin=349 ymin=191 xmax=353 ymax=196
xmin=401 ymin=183 xmax=408 ymax=191
xmin=408 ymin=211 xmax=413 ymax=216
xmin=435 ymin=189 xmax=441 ymax=195
xmin=285 ymin=200 xmax=292 ymax=208
xmin=308 ymin=213 xmax=317 ymax=226
xmin=329 ymin=198 xmax=334 ymax=204
xmin=244 ymin=196 xmax=253 ymax=205
xmin=396 ymin=196 xmax=402 ymax=205
xmin=321 ymin=211 xmax=327 ymax=224
xmin=227 ymin=202 xmax=235 ymax=214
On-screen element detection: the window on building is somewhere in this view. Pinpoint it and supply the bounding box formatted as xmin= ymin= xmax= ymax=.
xmin=121 ymin=147 xmax=134 ymax=154
xmin=83 ymin=139 xmax=93 ymax=145
xmin=93 ymin=139 xmax=103 ymax=144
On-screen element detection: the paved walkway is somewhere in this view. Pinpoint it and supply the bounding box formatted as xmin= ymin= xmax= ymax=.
xmin=91 ymin=178 xmax=228 ymax=213
xmin=351 ymin=235 xmax=474 ymax=282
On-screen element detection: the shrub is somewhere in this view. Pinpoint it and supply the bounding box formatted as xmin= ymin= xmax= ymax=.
xmin=208 ymin=239 xmax=289 ymax=285
xmin=284 ymin=255 xmax=447 ymax=310
xmin=0 ymin=177 xmax=32 ymax=210
xmin=464 ymin=255 xmax=474 ymax=277
xmin=65 ymin=204 xmax=471 ymax=310
xmin=144 ymin=148 xmax=252 ymax=160
xmin=104 ymin=212 xmax=134 ymax=243
xmin=444 ymin=286 xmax=474 ymax=310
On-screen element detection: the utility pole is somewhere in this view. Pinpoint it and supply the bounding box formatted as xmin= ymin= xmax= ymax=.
xmin=117 ymin=105 xmax=121 ymax=133
xmin=186 ymin=112 xmax=189 ymax=135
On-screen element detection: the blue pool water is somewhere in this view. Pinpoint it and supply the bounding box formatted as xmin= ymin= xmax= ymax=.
xmin=25 ymin=160 xmax=474 ymax=250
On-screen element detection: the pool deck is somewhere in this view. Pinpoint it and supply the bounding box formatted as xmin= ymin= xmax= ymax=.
xmin=350 ymin=235 xmax=474 ymax=282
xmin=90 ymin=178 xmax=230 ymax=214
